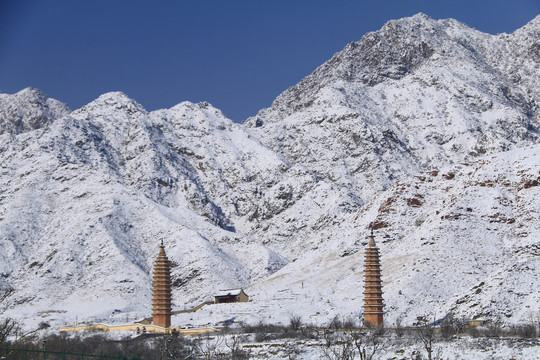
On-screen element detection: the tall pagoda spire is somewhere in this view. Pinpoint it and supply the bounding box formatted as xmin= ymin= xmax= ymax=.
xmin=363 ymin=228 xmax=384 ymax=327
xmin=152 ymin=241 xmax=172 ymax=328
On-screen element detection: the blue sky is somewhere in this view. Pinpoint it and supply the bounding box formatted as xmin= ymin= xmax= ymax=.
xmin=1 ymin=0 xmax=538 ymax=121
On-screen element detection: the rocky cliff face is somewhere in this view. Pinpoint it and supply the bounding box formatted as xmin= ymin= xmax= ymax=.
xmin=0 ymin=14 xmax=538 ymax=328
xmin=246 ymin=13 xmax=539 ymax=202
xmin=0 ymin=87 xmax=71 ymax=135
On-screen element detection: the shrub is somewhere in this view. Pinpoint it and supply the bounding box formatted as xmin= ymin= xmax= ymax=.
xmin=289 ymin=315 xmax=302 ymax=332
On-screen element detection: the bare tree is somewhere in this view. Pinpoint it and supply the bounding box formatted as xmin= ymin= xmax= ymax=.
xmin=225 ymin=335 xmax=250 ymax=359
xmin=0 ymin=288 xmax=18 ymax=346
xmin=439 ymin=314 xmax=466 ymax=338
xmin=352 ymin=327 xmax=382 ymax=360
xmin=289 ymin=314 xmax=303 ymax=332
xmin=0 ymin=317 xmax=18 ymax=346
xmin=320 ymin=328 xmax=383 ymax=360
xmin=195 ymin=333 xmax=223 ymax=360
xmin=0 ymin=287 xmax=34 ymax=360
xmin=157 ymin=333 xmax=194 ymax=360
xmin=328 ymin=316 xmax=343 ymax=331
xmin=415 ymin=316 xmax=438 ymax=360
xmin=320 ymin=331 xmax=356 ymax=360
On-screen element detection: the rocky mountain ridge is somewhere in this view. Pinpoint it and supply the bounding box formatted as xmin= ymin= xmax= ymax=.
xmin=245 ymin=14 xmax=539 ymax=205
xmin=0 ymin=87 xmax=71 ymax=136
xmin=0 ymin=13 xmax=538 ymax=329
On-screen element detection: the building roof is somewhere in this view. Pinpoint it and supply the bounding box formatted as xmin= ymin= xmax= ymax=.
xmin=215 ymin=289 xmax=245 ymax=297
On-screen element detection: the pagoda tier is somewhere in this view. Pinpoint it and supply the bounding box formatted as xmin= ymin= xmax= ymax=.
xmin=152 ymin=244 xmax=172 ymax=328
xmin=364 ymin=233 xmax=384 ymax=327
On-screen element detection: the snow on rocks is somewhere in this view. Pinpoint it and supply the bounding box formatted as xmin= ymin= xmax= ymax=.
xmin=1 ymin=14 xmax=539 ymax=332
xmin=0 ymin=87 xmax=71 ymax=135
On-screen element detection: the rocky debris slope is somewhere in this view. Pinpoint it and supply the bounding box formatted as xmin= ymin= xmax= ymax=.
xmin=244 ymin=144 xmax=540 ymax=327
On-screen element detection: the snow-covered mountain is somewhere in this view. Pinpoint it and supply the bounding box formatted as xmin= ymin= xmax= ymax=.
xmin=246 ymin=13 xmax=539 ymax=202
xmin=0 ymin=91 xmax=301 ymax=318
xmin=243 ymin=145 xmax=540 ymax=327
xmin=0 ymin=13 xmax=538 ymax=329
xmin=0 ymin=87 xmax=71 ymax=136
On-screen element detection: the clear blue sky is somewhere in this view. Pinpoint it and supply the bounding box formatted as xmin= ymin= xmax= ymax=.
xmin=1 ymin=0 xmax=538 ymax=121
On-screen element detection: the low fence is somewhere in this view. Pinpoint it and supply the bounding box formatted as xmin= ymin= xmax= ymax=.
xmin=0 ymin=345 xmax=144 ymax=360
xmin=138 ymin=301 xmax=215 ymax=325
xmin=172 ymin=301 xmax=214 ymax=315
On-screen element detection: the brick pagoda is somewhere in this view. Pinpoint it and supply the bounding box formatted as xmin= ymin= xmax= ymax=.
xmin=363 ymin=229 xmax=384 ymax=327
xmin=152 ymin=241 xmax=172 ymax=328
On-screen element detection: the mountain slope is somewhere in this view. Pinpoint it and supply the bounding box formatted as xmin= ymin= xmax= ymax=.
xmin=1 ymin=14 xmax=539 ymax=329
xmin=0 ymin=92 xmax=274 ymax=317
xmin=246 ymin=13 xmax=539 ymax=203
xmin=0 ymin=91 xmax=353 ymax=323
xmin=244 ymin=144 xmax=540 ymax=327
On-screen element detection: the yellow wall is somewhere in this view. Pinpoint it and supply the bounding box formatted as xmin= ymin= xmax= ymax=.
xmin=237 ymin=291 xmax=249 ymax=302
xmin=59 ymin=324 xmax=217 ymax=335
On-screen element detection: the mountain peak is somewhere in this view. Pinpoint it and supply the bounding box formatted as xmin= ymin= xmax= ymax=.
xmin=378 ymin=12 xmax=472 ymax=40
xmin=247 ymin=12 xmax=537 ymax=127
xmin=0 ymin=87 xmax=71 ymax=135
xmin=155 ymin=100 xmax=233 ymax=132
xmin=385 ymin=12 xmax=434 ymax=27
xmin=247 ymin=13 xmax=448 ymax=125
xmin=169 ymin=100 xmax=226 ymax=118
xmin=17 ymin=86 xmax=46 ymax=97
xmin=94 ymin=91 xmax=145 ymax=109
xmin=74 ymin=91 xmax=147 ymax=117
